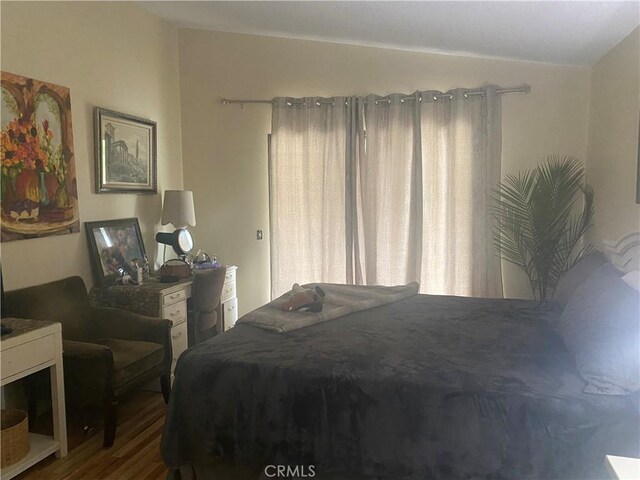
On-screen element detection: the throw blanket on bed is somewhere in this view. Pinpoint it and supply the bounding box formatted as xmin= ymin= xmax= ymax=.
xmin=237 ymin=282 xmax=419 ymax=332
xmin=161 ymin=295 xmax=640 ymax=479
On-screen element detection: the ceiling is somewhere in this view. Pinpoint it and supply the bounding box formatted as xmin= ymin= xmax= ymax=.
xmin=140 ymin=1 xmax=640 ymax=66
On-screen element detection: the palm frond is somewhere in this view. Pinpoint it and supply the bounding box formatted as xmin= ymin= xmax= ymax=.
xmin=491 ymin=155 xmax=594 ymax=300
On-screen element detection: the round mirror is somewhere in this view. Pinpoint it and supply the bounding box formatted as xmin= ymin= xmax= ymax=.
xmin=176 ymin=229 xmax=194 ymax=255
xmin=155 ymin=229 xmax=195 ymax=257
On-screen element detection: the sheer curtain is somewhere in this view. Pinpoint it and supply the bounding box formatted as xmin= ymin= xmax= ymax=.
xmin=269 ymin=97 xmax=352 ymax=297
xmin=354 ymin=94 xmax=422 ymax=286
xmin=270 ymin=87 xmax=502 ymax=299
xmin=420 ymin=87 xmax=503 ymax=297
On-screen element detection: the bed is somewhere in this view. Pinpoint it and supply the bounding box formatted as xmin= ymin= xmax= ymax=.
xmin=161 ymin=235 xmax=640 ymax=480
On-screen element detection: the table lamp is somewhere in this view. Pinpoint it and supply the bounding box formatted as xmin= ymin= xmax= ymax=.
xmin=156 ymin=190 xmax=196 ymax=259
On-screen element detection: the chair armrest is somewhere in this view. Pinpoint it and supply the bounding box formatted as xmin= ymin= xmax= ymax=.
xmin=62 ymin=339 xmax=114 ymax=405
xmin=63 ymin=339 xmax=112 ymax=360
xmin=90 ymin=306 xmax=172 ymax=345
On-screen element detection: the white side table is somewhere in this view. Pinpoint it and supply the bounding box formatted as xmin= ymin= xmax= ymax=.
xmin=606 ymin=455 xmax=640 ymax=480
xmin=0 ymin=318 xmax=67 ymax=479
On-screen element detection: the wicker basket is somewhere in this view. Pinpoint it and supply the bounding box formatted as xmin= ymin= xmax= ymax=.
xmin=1 ymin=409 xmax=29 ymax=468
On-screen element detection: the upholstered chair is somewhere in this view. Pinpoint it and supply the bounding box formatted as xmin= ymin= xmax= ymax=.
xmin=187 ymin=266 xmax=227 ymax=345
xmin=4 ymin=276 xmax=172 ymax=448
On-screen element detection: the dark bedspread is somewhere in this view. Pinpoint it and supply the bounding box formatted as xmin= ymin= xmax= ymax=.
xmin=161 ymin=295 xmax=639 ymax=479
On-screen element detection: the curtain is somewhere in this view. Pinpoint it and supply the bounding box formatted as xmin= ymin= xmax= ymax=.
xmin=354 ymin=94 xmax=422 ymax=286
xmin=269 ymin=97 xmax=352 ymax=298
xmin=270 ymin=87 xmax=502 ymax=299
xmin=420 ymin=87 xmax=503 ymax=297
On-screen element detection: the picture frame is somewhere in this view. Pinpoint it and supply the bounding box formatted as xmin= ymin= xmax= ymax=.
xmin=1 ymin=71 xmax=80 ymax=241
xmin=94 ymin=107 xmax=157 ymax=194
xmin=85 ymin=217 xmax=147 ymax=286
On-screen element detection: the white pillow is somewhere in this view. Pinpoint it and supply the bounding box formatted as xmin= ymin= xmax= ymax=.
xmin=622 ymin=270 xmax=640 ymax=292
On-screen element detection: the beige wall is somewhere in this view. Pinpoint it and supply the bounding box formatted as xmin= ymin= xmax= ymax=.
xmin=0 ymin=2 xmax=183 ymax=291
xmin=4 ymin=5 xmax=629 ymax=313
xmin=586 ymin=27 xmax=640 ymax=246
xmin=178 ymin=29 xmax=591 ymax=310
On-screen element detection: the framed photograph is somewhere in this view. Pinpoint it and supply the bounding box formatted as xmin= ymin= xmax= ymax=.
xmin=94 ymin=107 xmax=157 ymax=194
xmin=85 ymin=217 xmax=147 ymax=286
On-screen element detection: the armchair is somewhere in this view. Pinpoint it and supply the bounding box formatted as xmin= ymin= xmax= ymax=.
xmin=4 ymin=276 xmax=172 ymax=448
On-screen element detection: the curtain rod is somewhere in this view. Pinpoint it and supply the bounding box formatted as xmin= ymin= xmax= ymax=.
xmin=221 ymin=84 xmax=531 ymax=106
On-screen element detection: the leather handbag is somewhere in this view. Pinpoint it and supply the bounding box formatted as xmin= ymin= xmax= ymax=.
xmin=159 ymin=259 xmax=192 ymax=280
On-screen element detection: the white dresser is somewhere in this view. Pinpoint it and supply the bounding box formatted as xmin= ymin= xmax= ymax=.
xmin=158 ymin=281 xmax=190 ymax=374
xmin=220 ymin=265 xmax=238 ymax=331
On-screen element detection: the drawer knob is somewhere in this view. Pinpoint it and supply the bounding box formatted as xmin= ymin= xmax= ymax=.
xmin=172 ymin=331 xmax=183 ymax=339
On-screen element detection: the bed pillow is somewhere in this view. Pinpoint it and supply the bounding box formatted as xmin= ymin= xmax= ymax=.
xmin=553 ymin=251 xmax=607 ymax=307
xmin=555 ymin=263 xmax=640 ymax=395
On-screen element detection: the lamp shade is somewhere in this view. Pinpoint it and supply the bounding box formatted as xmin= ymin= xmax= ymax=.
xmin=161 ymin=190 xmax=196 ymax=228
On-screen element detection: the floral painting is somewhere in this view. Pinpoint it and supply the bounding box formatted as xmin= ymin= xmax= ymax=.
xmin=1 ymin=72 xmax=79 ymax=241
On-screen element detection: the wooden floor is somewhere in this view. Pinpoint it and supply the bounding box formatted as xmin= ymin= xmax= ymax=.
xmin=13 ymin=391 xmax=353 ymax=480
xmin=16 ymin=391 xmax=169 ymax=480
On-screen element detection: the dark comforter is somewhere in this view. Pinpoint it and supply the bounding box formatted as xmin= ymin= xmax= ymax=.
xmin=161 ymin=295 xmax=639 ymax=479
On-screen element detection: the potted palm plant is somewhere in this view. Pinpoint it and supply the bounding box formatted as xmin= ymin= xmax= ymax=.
xmin=492 ymin=155 xmax=594 ymax=300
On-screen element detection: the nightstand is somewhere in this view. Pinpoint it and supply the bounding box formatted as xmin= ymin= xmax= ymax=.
xmin=605 ymin=455 xmax=640 ymax=479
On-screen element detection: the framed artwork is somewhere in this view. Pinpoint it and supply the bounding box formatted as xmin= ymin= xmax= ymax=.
xmin=1 ymin=71 xmax=79 ymax=242
xmin=85 ymin=217 xmax=147 ymax=286
xmin=94 ymin=107 xmax=157 ymax=194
